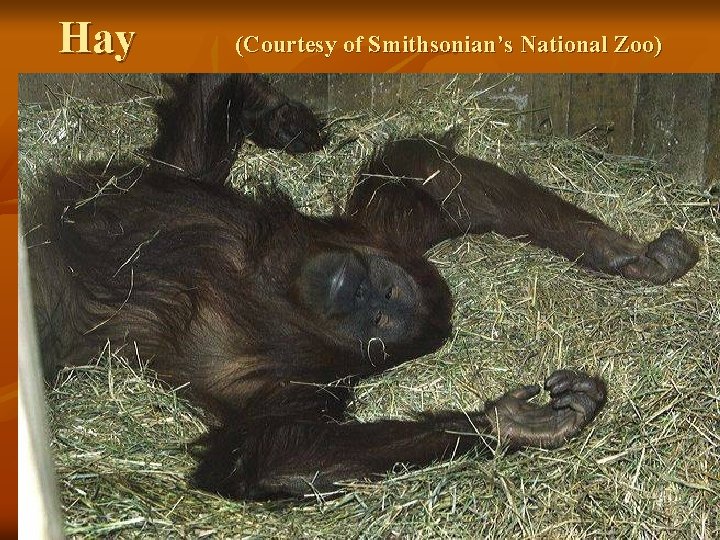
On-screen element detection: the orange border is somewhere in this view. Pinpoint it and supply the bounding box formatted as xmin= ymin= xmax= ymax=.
xmin=5 ymin=3 xmax=720 ymax=535
xmin=4 ymin=8 xmax=720 ymax=73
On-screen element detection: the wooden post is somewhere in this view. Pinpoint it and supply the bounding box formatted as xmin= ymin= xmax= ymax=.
xmin=19 ymin=231 xmax=64 ymax=539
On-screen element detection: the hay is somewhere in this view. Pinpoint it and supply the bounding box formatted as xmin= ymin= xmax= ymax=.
xmin=19 ymin=77 xmax=719 ymax=539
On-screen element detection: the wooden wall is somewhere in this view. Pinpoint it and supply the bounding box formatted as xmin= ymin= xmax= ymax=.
xmin=19 ymin=73 xmax=719 ymax=188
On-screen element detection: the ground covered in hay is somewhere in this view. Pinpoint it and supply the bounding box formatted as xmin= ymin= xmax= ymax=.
xmin=19 ymin=77 xmax=719 ymax=539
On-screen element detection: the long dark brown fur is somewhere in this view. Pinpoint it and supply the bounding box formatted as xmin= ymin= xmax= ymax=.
xmin=23 ymin=74 xmax=698 ymax=501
